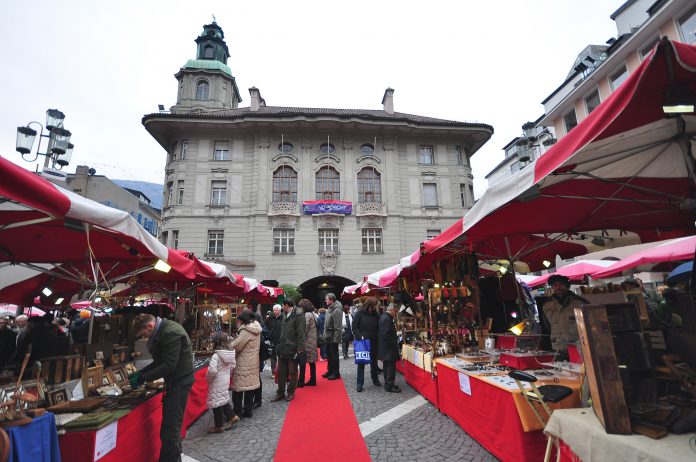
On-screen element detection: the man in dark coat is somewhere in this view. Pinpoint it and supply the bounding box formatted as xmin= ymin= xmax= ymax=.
xmin=378 ymin=303 xmax=401 ymax=393
xmin=129 ymin=313 xmax=193 ymax=462
xmin=352 ymin=297 xmax=381 ymax=392
xmin=271 ymin=299 xmax=305 ymax=402
xmin=322 ymin=293 xmax=344 ymax=380
xmin=265 ymin=304 xmax=284 ymax=375
xmin=0 ymin=317 xmax=17 ymax=371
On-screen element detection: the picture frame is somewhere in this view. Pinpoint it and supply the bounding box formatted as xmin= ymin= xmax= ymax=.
xmin=82 ymin=365 xmax=104 ymax=397
xmin=101 ymin=374 xmax=112 ymax=386
xmin=111 ymin=354 xmax=120 ymax=366
xmin=110 ymin=368 xmax=127 ymax=385
xmin=95 ymin=350 xmax=104 ymax=360
xmin=123 ymin=362 xmax=137 ymax=375
xmin=46 ymin=388 xmax=68 ymax=406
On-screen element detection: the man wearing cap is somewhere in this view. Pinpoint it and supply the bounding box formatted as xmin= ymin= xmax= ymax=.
xmin=542 ymin=275 xmax=589 ymax=359
xmin=265 ymin=304 xmax=284 ymax=377
xmin=129 ymin=313 xmax=193 ymax=462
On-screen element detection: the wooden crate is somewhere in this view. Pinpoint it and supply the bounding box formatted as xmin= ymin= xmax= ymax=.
xmin=40 ymin=355 xmax=84 ymax=385
xmin=575 ymin=305 xmax=632 ymax=434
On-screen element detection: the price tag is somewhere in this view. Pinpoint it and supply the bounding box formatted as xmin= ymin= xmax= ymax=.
xmin=458 ymin=372 xmax=472 ymax=395
xmin=94 ymin=420 xmax=118 ymax=460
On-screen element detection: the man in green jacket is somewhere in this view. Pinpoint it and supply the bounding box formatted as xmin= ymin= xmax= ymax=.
xmin=271 ymin=299 xmax=305 ymax=402
xmin=129 ymin=313 xmax=194 ymax=462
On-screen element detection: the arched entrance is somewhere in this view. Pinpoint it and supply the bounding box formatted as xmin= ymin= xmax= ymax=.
xmin=299 ymin=275 xmax=356 ymax=309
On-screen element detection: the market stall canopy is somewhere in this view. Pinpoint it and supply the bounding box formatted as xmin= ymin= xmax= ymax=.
xmin=592 ymin=235 xmax=696 ymax=278
xmin=526 ymin=260 xmax=616 ymax=288
xmin=460 ymin=38 xmax=696 ymax=244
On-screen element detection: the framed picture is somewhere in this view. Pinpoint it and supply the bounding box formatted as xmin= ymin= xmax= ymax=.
xmin=47 ymin=388 xmax=68 ymax=406
xmin=82 ymin=365 xmax=104 ymax=396
xmin=109 ymin=368 xmax=127 ymax=385
xmin=123 ymin=362 xmax=137 ymax=375
xmin=101 ymin=374 xmax=112 ymax=386
xmin=111 ymin=354 xmax=120 ymax=366
xmin=95 ymin=350 xmax=104 ymax=360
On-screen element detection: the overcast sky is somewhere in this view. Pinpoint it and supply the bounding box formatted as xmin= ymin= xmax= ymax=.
xmin=0 ymin=0 xmax=624 ymax=197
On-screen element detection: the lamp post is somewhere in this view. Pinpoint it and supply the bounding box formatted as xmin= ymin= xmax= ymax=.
xmin=15 ymin=109 xmax=74 ymax=169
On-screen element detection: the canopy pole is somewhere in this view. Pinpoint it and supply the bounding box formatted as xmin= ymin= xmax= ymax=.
xmin=504 ymin=236 xmax=528 ymax=321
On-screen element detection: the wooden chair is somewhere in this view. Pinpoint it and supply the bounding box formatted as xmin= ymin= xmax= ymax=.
xmin=508 ymin=370 xmax=573 ymax=462
xmin=0 ymin=427 xmax=9 ymax=462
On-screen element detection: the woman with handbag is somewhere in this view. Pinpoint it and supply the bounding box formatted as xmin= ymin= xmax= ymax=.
xmin=296 ymin=299 xmax=318 ymax=387
xmin=352 ymin=297 xmax=381 ymax=392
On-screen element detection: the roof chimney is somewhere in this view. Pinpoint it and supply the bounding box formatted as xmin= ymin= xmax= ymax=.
xmin=249 ymin=87 xmax=266 ymax=112
xmin=382 ymin=88 xmax=394 ymax=115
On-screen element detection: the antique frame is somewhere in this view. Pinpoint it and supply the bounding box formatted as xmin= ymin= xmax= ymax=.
xmin=46 ymin=388 xmax=68 ymax=406
xmin=109 ymin=368 xmax=127 ymax=386
xmin=82 ymin=365 xmax=104 ymax=396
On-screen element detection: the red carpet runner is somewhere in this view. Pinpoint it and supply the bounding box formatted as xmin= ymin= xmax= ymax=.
xmin=274 ymin=360 xmax=371 ymax=462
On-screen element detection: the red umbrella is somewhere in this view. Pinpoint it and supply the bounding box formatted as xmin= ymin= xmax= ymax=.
xmin=592 ymin=235 xmax=696 ymax=278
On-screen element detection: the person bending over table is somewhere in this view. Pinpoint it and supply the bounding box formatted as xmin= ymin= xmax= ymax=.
xmin=542 ymin=275 xmax=589 ymax=360
xmin=129 ymin=313 xmax=194 ymax=462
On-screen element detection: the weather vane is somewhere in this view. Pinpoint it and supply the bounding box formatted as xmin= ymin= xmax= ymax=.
xmin=212 ymin=14 xmax=216 ymax=23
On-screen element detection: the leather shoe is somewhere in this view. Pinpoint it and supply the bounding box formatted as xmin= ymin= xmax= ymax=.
xmin=327 ymin=374 xmax=341 ymax=380
xmin=285 ymin=394 xmax=295 ymax=402
xmin=357 ymin=385 xmax=363 ymax=392
xmin=386 ymin=387 xmax=402 ymax=393
xmin=304 ymin=379 xmax=317 ymax=386
xmin=321 ymin=372 xmax=330 ymax=378
xmin=270 ymin=394 xmax=285 ymax=402
xmin=373 ymin=380 xmax=382 ymax=386
xmin=207 ymin=426 xmax=224 ymax=434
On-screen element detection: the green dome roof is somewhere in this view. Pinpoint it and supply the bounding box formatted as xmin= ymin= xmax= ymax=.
xmin=183 ymin=59 xmax=232 ymax=77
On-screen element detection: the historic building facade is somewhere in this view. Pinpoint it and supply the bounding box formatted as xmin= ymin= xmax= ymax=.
xmin=143 ymin=22 xmax=493 ymax=303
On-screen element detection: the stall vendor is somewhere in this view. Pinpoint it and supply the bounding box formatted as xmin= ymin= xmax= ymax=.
xmin=129 ymin=313 xmax=193 ymax=462
xmin=542 ymin=275 xmax=589 ymax=358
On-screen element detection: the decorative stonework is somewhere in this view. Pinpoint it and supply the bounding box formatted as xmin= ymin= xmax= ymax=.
xmin=319 ymin=252 xmax=337 ymax=276
xmin=211 ymin=168 xmax=228 ymax=174
xmin=268 ymin=215 xmax=299 ymax=230
xmin=272 ymin=153 xmax=299 ymax=163
xmin=315 ymin=153 xmax=340 ymax=164
xmin=312 ymin=214 xmax=344 ymax=230
xmin=268 ymin=202 xmax=300 ymax=216
xmin=356 ymin=202 xmax=387 ymax=216
xmin=356 ymin=155 xmax=381 ymax=165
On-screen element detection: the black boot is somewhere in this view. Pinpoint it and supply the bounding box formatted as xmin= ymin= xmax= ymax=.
xmin=305 ymin=362 xmax=317 ymax=386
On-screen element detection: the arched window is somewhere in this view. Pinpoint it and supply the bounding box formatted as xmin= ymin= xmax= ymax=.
xmin=357 ymin=167 xmax=381 ymax=203
xmin=360 ymin=144 xmax=374 ymax=156
xmin=196 ymin=81 xmax=209 ymax=100
xmin=203 ymin=45 xmax=214 ymax=59
xmin=315 ymin=166 xmax=340 ymax=200
xmin=320 ymin=143 xmax=335 ymax=154
xmin=278 ymin=142 xmax=294 ymax=153
xmin=273 ymin=166 xmax=298 ymax=202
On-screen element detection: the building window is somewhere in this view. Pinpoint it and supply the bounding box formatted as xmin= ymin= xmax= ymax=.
xmin=203 ymin=45 xmax=214 ymax=59
xmin=360 ymin=144 xmax=374 ymax=156
xmin=196 ymin=81 xmax=209 ymax=100
xmin=272 ymin=166 xmax=298 ymax=202
xmin=319 ymin=229 xmax=339 ymax=252
xmin=563 ymin=109 xmax=578 ymax=133
xmin=273 ymin=229 xmax=295 ymax=254
xmin=426 ymin=229 xmax=441 ymax=241
xmin=362 ymin=228 xmax=382 ymax=253
xmin=640 ymin=38 xmax=659 ymax=61
xmin=211 ymin=181 xmax=227 ymax=206
xmin=161 ymin=230 xmax=168 ymax=246
xmin=419 ymin=145 xmax=434 ymax=165
xmin=679 ymin=7 xmax=696 ymax=45
xmin=423 ymin=183 xmax=438 ymax=207
xmin=357 ymin=167 xmax=381 ymax=203
xmin=455 ymin=145 xmax=465 ymax=165
xmin=180 ymin=140 xmax=188 ymax=160
xmin=213 ymin=140 xmax=229 ymax=160
xmin=166 ymin=182 xmax=173 ymax=207
xmin=172 ymin=230 xmax=179 ymax=249
xmin=177 ymin=180 xmax=184 ymax=205
xmin=585 ymin=89 xmax=601 ymax=115
xmin=469 ymin=184 xmax=474 ymax=202
xmin=610 ymin=66 xmax=628 ymax=91
xmin=315 ymin=166 xmax=340 ymax=200
xmin=278 ymin=142 xmax=294 ymax=153
xmin=208 ymin=231 xmax=224 ymax=256
xmin=320 ymin=143 xmax=335 ymax=154
xmin=460 ymin=183 xmax=467 ymax=207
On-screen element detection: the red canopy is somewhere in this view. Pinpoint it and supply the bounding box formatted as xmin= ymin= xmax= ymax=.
xmin=526 ymin=260 xmax=616 ymax=288
xmin=592 ymin=235 xmax=696 ymax=278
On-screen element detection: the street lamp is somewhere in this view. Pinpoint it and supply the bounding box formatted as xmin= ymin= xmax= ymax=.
xmin=15 ymin=108 xmax=74 ymax=169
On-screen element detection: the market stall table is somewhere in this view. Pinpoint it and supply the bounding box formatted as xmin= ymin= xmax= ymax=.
xmin=546 ymin=408 xmax=696 ymax=462
xmin=6 ymin=412 xmax=61 ymax=462
xmin=436 ymin=358 xmax=581 ymax=462
xmin=58 ymin=366 xmax=208 ymax=462
xmin=399 ymin=344 xmax=438 ymax=407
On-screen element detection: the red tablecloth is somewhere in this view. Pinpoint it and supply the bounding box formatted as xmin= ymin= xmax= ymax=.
xmin=59 ymin=367 xmax=209 ymax=462
xmin=399 ymin=359 xmax=439 ymax=407
xmin=437 ymin=362 xmax=548 ymax=462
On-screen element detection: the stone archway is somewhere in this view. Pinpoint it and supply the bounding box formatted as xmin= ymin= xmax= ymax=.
xmin=299 ymin=275 xmax=356 ymax=309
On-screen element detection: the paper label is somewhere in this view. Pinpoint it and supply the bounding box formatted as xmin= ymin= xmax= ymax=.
xmin=458 ymin=372 xmax=472 ymax=395
xmin=94 ymin=420 xmax=117 ymax=460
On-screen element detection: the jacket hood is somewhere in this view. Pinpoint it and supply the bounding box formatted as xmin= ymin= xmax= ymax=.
xmin=216 ymin=349 xmax=236 ymax=364
xmin=241 ymin=320 xmax=262 ymax=336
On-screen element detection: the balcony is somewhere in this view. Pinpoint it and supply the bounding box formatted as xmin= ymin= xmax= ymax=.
xmin=268 ymin=202 xmax=300 ymax=216
xmin=356 ymin=202 xmax=387 ymax=216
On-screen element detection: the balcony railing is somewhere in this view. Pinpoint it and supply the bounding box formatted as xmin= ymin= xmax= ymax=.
xmin=356 ymin=202 xmax=387 ymax=216
xmin=268 ymin=202 xmax=300 ymax=216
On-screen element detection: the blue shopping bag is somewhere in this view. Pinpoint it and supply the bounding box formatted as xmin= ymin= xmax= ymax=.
xmin=353 ymin=338 xmax=371 ymax=364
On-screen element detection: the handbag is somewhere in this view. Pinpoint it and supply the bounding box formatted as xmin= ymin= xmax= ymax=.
xmin=353 ymin=338 xmax=371 ymax=365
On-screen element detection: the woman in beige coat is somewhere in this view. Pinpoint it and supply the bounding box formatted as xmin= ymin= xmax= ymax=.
xmin=230 ymin=310 xmax=261 ymax=418
xmin=297 ymin=299 xmax=318 ymax=387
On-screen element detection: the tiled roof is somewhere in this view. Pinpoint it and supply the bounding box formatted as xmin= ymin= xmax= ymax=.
xmin=143 ymin=106 xmax=493 ymax=131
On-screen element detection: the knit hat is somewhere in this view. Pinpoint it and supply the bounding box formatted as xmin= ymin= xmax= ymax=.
xmin=547 ymin=275 xmax=571 ymax=287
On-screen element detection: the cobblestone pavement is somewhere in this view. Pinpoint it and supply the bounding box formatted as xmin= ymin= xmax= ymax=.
xmin=182 ymin=354 xmax=496 ymax=462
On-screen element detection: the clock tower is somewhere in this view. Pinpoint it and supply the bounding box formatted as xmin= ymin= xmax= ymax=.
xmin=171 ymin=20 xmax=241 ymax=112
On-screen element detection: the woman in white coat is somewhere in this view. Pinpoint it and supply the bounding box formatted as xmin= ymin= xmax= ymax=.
xmin=205 ymin=332 xmax=239 ymax=433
